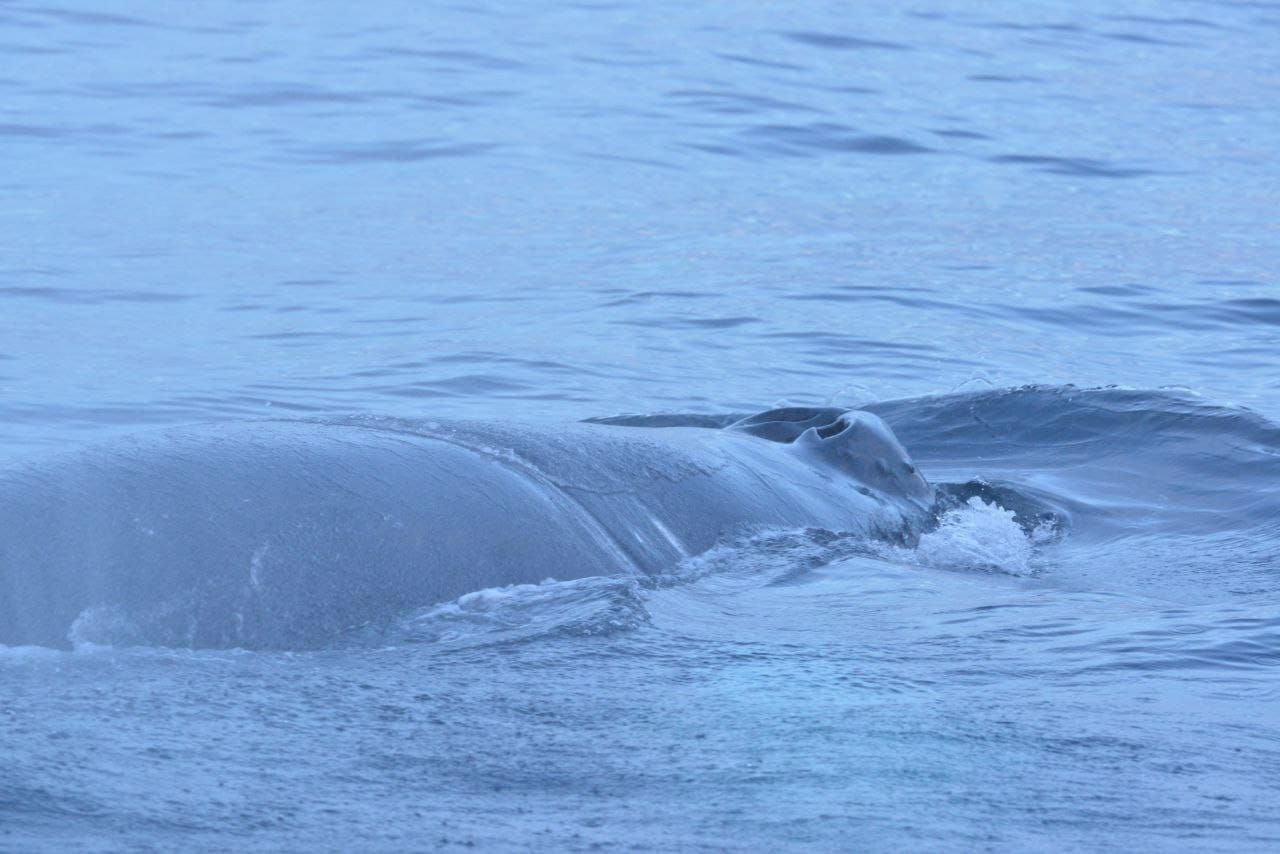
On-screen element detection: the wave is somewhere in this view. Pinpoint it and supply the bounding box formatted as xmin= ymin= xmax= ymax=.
xmin=872 ymin=385 xmax=1280 ymax=536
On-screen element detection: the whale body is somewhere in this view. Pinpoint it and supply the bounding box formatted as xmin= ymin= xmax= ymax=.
xmin=0 ymin=408 xmax=933 ymax=649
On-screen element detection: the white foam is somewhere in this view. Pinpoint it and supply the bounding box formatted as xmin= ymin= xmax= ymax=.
xmin=892 ymin=497 xmax=1048 ymax=576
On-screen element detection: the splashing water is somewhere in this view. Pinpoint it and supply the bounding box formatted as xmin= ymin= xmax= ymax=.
xmin=894 ymin=497 xmax=1050 ymax=576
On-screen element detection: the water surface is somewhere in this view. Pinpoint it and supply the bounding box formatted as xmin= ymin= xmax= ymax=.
xmin=3 ymin=0 xmax=1279 ymax=849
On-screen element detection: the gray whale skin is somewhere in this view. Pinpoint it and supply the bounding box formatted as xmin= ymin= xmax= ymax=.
xmin=0 ymin=407 xmax=933 ymax=649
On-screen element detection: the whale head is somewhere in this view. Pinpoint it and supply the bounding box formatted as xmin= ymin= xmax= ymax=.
xmin=795 ymin=411 xmax=933 ymax=502
xmin=731 ymin=407 xmax=932 ymax=503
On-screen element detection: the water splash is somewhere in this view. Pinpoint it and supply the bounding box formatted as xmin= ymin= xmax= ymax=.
xmin=887 ymin=497 xmax=1053 ymax=576
xmin=67 ymin=604 xmax=143 ymax=648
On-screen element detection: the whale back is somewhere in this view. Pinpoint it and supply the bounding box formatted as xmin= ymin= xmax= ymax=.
xmin=0 ymin=411 xmax=935 ymax=650
xmin=0 ymin=422 xmax=634 ymax=649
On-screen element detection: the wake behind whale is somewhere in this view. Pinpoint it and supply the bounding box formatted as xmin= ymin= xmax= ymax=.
xmin=0 ymin=407 xmax=935 ymax=650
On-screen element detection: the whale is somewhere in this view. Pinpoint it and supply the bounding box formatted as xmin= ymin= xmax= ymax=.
xmin=0 ymin=407 xmax=934 ymax=649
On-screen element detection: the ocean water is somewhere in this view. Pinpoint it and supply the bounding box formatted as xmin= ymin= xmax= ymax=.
xmin=3 ymin=0 xmax=1279 ymax=850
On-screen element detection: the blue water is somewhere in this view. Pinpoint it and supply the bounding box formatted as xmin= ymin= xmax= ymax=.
xmin=3 ymin=0 xmax=1280 ymax=849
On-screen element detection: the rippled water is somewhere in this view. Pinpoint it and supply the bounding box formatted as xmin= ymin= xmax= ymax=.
xmin=3 ymin=1 xmax=1279 ymax=850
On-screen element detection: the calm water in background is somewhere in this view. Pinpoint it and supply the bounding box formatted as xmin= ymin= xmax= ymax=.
xmin=3 ymin=1 xmax=1280 ymax=850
